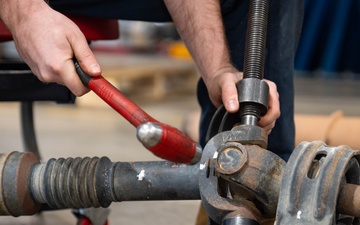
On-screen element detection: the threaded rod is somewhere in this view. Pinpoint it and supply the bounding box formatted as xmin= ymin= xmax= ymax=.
xmin=243 ymin=0 xmax=269 ymax=80
xmin=240 ymin=0 xmax=269 ymax=125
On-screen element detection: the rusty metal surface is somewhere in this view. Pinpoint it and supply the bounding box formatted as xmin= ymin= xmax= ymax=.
xmin=113 ymin=161 xmax=200 ymax=201
xmin=199 ymin=128 xmax=284 ymax=224
xmin=338 ymin=183 xmax=360 ymax=218
xmin=2 ymin=142 xmax=360 ymax=224
xmin=206 ymin=113 xmax=268 ymax=149
xmin=214 ymin=143 xmax=248 ymax=175
xmin=220 ymin=144 xmax=285 ymax=218
xmin=0 ymin=152 xmax=40 ymax=216
xmin=275 ymin=141 xmax=360 ymax=225
xmin=0 ymin=153 xmax=11 ymax=215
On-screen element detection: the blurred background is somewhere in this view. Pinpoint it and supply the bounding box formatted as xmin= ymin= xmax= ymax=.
xmin=1 ymin=0 xmax=360 ymax=224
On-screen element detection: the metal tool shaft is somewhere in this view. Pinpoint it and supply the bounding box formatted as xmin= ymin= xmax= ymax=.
xmin=239 ymin=0 xmax=269 ymax=125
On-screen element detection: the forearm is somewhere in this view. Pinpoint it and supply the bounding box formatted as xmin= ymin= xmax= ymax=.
xmin=164 ymin=0 xmax=234 ymax=83
xmin=0 ymin=0 xmax=100 ymax=96
xmin=0 ymin=0 xmax=47 ymax=31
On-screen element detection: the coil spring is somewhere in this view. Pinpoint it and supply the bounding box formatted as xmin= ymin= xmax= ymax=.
xmin=31 ymin=156 xmax=115 ymax=209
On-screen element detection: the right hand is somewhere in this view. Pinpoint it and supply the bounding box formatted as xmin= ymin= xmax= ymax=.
xmin=8 ymin=1 xmax=101 ymax=96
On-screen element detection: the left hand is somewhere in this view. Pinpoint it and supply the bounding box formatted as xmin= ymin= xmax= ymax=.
xmin=205 ymin=65 xmax=280 ymax=134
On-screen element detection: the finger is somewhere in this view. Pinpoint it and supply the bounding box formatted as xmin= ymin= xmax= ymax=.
xmin=60 ymin=59 xmax=89 ymax=96
xmin=221 ymin=74 xmax=239 ymax=113
xmin=70 ymin=33 xmax=101 ymax=77
xmin=258 ymin=98 xmax=280 ymax=128
xmin=258 ymin=80 xmax=280 ymax=127
xmin=263 ymin=121 xmax=275 ymax=135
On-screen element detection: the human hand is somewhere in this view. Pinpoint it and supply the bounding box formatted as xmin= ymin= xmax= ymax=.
xmin=257 ymin=79 xmax=280 ymax=134
xmin=8 ymin=1 xmax=100 ymax=96
xmin=205 ymin=66 xmax=280 ymax=134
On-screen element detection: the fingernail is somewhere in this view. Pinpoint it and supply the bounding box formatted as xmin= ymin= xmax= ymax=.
xmin=89 ymin=63 xmax=101 ymax=74
xmin=227 ymin=99 xmax=237 ymax=112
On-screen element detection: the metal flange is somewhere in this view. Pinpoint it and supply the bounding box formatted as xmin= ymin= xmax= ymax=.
xmin=0 ymin=152 xmax=40 ymax=216
xmin=276 ymin=141 xmax=360 ymax=225
xmin=199 ymin=130 xmax=285 ymax=224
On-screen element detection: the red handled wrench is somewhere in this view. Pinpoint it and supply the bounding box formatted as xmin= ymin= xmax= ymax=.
xmin=74 ymin=61 xmax=201 ymax=164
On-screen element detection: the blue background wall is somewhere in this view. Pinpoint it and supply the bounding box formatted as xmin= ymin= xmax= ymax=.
xmin=295 ymin=0 xmax=360 ymax=78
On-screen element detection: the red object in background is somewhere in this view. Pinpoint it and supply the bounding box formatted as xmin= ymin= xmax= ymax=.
xmin=0 ymin=15 xmax=119 ymax=42
xmin=0 ymin=21 xmax=12 ymax=42
xmin=79 ymin=217 xmax=108 ymax=225
xmin=67 ymin=15 xmax=119 ymax=41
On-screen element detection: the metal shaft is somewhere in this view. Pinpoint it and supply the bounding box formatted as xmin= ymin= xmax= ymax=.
xmin=243 ymin=0 xmax=268 ymax=80
xmin=239 ymin=0 xmax=269 ymax=125
xmin=1 ymin=151 xmax=360 ymax=220
xmin=30 ymin=156 xmax=200 ymax=209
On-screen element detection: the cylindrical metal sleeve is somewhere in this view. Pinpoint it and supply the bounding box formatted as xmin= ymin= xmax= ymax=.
xmin=88 ymin=76 xmax=158 ymax=127
xmin=113 ymin=161 xmax=200 ymax=201
xmin=237 ymin=78 xmax=269 ymax=116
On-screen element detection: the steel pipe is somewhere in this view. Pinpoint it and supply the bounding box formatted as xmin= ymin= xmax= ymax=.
xmin=112 ymin=161 xmax=200 ymax=201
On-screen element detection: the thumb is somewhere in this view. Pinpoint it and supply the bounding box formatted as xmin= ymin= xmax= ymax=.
xmin=71 ymin=35 xmax=101 ymax=77
xmin=220 ymin=73 xmax=240 ymax=113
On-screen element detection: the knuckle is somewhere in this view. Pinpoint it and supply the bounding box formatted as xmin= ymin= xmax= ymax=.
xmin=44 ymin=59 xmax=62 ymax=75
xmin=80 ymin=50 xmax=93 ymax=60
xmin=275 ymin=110 xmax=281 ymax=119
xmin=69 ymin=85 xmax=85 ymax=96
xmin=37 ymin=70 xmax=53 ymax=83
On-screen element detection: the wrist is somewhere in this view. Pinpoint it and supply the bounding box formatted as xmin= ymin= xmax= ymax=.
xmin=0 ymin=0 xmax=48 ymax=31
xmin=203 ymin=63 xmax=239 ymax=85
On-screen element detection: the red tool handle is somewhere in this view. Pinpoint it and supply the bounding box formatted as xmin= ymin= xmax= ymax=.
xmin=74 ymin=61 xmax=201 ymax=164
xmin=89 ymin=75 xmax=158 ymax=127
